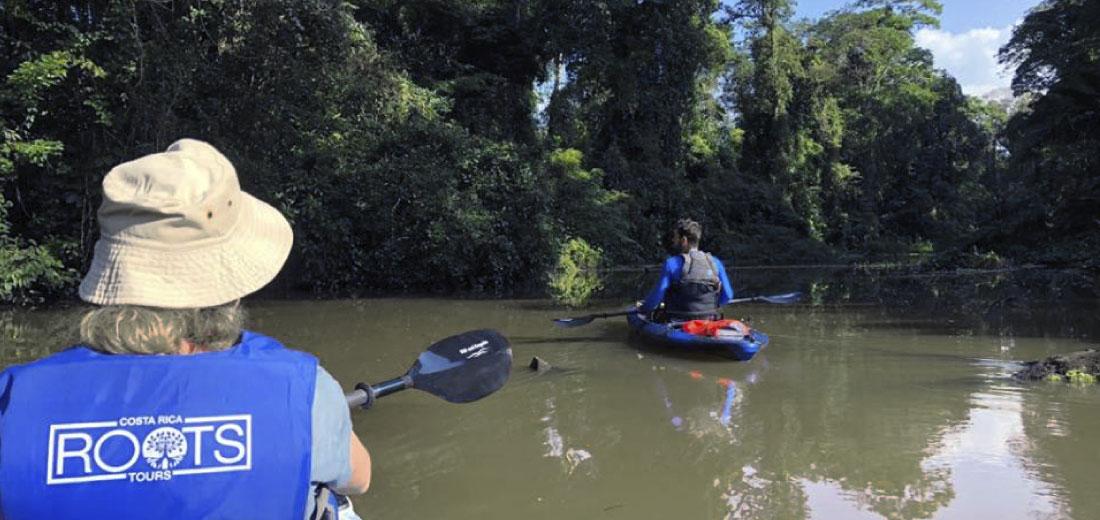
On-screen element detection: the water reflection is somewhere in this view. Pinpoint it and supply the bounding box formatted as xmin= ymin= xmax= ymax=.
xmin=1017 ymin=381 xmax=1100 ymax=518
xmin=0 ymin=306 xmax=78 ymax=365
xmin=704 ymin=336 xmax=965 ymax=519
xmin=917 ymin=382 xmax=1064 ymax=519
xmin=541 ymin=396 xmax=595 ymax=475
xmin=653 ymin=375 xmax=684 ymax=431
xmin=0 ymin=271 xmax=1097 ymax=519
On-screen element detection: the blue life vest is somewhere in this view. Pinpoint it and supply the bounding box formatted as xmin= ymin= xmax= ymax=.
xmin=0 ymin=331 xmax=317 ymax=519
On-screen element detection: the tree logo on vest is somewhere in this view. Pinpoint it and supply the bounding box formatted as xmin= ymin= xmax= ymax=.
xmin=46 ymin=414 xmax=252 ymax=485
xmin=143 ymin=427 xmax=188 ymax=469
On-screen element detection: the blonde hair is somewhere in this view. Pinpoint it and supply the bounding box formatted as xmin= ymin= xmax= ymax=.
xmin=79 ymin=302 xmax=245 ymax=355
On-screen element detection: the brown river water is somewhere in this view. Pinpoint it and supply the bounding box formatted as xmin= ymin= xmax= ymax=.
xmin=1 ymin=269 xmax=1098 ymax=519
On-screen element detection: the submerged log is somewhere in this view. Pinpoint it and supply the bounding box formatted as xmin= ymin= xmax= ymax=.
xmin=1014 ymin=349 xmax=1100 ymax=381
xmin=528 ymin=356 xmax=552 ymax=372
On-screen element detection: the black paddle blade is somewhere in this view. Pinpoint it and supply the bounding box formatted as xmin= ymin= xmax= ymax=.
xmin=407 ymin=329 xmax=513 ymax=403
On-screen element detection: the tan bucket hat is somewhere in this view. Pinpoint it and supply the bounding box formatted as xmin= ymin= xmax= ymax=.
xmin=79 ymin=139 xmax=293 ymax=308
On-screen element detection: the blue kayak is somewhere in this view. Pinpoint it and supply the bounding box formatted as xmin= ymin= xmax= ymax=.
xmin=626 ymin=312 xmax=769 ymax=361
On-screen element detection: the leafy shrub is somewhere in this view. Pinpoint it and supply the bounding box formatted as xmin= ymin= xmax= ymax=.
xmin=546 ymin=148 xmax=633 ymax=261
xmin=1065 ymin=369 xmax=1097 ymax=385
xmin=0 ymin=240 xmax=76 ymax=305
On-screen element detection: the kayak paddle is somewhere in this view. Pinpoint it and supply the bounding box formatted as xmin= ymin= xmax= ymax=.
xmin=727 ymin=291 xmax=802 ymax=305
xmin=345 ymin=329 xmax=513 ymax=410
xmin=551 ymin=291 xmax=803 ymax=328
xmin=551 ymin=309 xmax=639 ymax=328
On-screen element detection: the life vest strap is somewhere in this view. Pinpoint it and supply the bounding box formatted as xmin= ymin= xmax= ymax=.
xmin=312 ymin=486 xmax=341 ymax=520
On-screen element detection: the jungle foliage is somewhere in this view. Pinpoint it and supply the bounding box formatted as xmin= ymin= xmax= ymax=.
xmin=0 ymin=0 xmax=1095 ymax=303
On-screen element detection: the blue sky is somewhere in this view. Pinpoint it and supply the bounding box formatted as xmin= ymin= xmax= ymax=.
xmin=792 ymin=0 xmax=1041 ymax=32
xmin=791 ymin=0 xmax=1046 ymax=95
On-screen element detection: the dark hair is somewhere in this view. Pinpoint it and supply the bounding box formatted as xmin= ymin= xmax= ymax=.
xmin=674 ymin=218 xmax=702 ymax=246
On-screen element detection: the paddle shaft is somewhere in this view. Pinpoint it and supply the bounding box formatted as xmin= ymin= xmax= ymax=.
xmin=553 ymin=292 xmax=800 ymax=327
xmin=587 ymin=310 xmax=638 ymax=319
xmin=598 ymin=295 xmax=787 ymax=316
xmin=345 ymin=375 xmax=412 ymax=408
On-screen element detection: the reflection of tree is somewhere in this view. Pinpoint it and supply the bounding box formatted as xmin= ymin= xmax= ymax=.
xmin=844 ymin=467 xmax=954 ymax=519
xmin=716 ymin=464 xmax=808 ymax=520
xmin=697 ymin=305 xmax=969 ymax=519
xmin=541 ymin=396 xmax=595 ymax=476
xmin=0 ymin=308 xmax=79 ymax=368
xmin=1017 ymin=388 xmax=1092 ymax=518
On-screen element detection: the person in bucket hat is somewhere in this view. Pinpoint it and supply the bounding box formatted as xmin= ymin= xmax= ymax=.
xmin=79 ymin=137 xmax=294 ymax=310
xmin=0 ymin=139 xmax=369 ymax=520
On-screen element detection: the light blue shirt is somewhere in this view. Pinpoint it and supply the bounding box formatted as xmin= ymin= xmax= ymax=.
xmin=305 ymin=366 xmax=358 ymax=519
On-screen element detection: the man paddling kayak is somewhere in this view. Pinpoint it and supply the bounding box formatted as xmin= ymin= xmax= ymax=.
xmin=638 ymin=219 xmax=734 ymax=321
xmin=0 ymin=140 xmax=369 ymax=519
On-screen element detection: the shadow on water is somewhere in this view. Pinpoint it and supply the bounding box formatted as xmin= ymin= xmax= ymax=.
xmin=508 ymin=366 xmax=584 ymax=388
xmin=507 ymin=335 xmax=610 ymax=346
xmin=863 ymin=347 xmax=991 ymax=365
xmin=625 ymin=333 xmax=753 ymax=363
xmin=857 ymin=319 xmax=965 ymax=330
xmin=512 ymin=299 xmax=576 ymax=312
xmin=858 ymin=349 xmax=1029 ymax=373
xmin=602 ymin=266 xmax=1100 ymax=342
xmin=0 ymin=306 xmax=82 ymax=366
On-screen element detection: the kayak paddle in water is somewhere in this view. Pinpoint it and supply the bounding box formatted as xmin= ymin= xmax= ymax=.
xmin=551 ymin=309 xmax=640 ymax=328
xmin=345 ymin=329 xmax=513 ymax=410
xmin=551 ymin=291 xmax=803 ymax=328
xmin=728 ymin=291 xmax=802 ymax=305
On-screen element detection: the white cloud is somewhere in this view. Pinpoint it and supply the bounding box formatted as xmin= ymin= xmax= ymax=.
xmin=915 ymin=25 xmax=1015 ymax=96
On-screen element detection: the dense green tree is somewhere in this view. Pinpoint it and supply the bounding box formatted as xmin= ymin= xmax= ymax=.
xmin=352 ymin=0 xmax=547 ymax=146
xmin=0 ymin=0 xmax=1092 ymax=305
xmin=731 ymin=0 xmax=799 ymax=188
xmin=730 ymin=0 xmax=829 ymax=246
xmin=1 ymin=0 xmax=559 ymax=299
xmin=542 ymin=0 xmax=732 ymax=260
xmin=994 ymin=0 xmax=1100 ymax=267
xmin=799 ymin=1 xmax=999 ymax=254
xmin=1 ymin=2 xmax=117 ymax=303
xmin=720 ymin=0 xmax=999 ymax=260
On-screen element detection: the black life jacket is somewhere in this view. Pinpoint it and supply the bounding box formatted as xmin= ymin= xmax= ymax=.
xmin=664 ymin=250 xmax=721 ymax=319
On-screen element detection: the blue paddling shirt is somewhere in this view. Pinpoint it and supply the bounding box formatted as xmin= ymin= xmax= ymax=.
xmin=0 ymin=331 xmax=317 ymax=519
